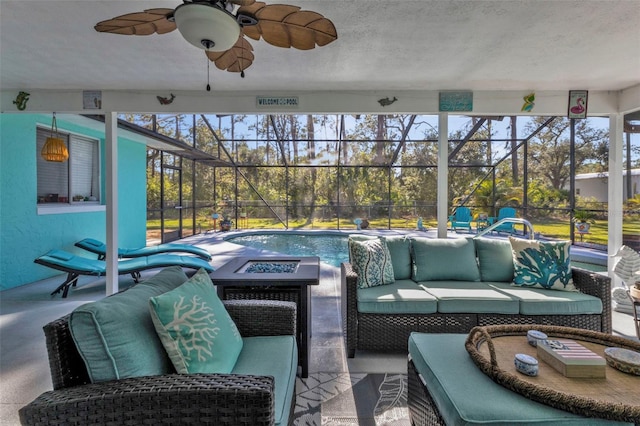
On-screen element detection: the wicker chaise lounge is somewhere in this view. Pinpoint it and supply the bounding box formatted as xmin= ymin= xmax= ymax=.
xmin=19 ymin=299 xmax=297 ymax=426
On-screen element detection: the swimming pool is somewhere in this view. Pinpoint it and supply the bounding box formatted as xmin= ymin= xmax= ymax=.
xmin=227 ymin=233 xmax=349 ymax=267
xmin=226 ymin=232 xmax=606 ymax=271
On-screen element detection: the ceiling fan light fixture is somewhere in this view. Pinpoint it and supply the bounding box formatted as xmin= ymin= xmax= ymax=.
xmin=174 ymin=3 xmax=240 ymax=52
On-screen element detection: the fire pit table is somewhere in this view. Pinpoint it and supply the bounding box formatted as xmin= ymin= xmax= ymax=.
xmin=210 ymin=256 xmax=320 ymax=377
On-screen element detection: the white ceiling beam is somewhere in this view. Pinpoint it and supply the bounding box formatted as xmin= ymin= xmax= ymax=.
xmin=1 ymin=89 xmax=632 ymax=116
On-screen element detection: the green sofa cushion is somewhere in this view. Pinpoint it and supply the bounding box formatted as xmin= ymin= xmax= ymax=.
xmin=149 ymin=268 xmax=244 ymax=374
xmin=69 ymin=266 xmax=188 ymax=383
xmin=383 ymin=235 xmax=413 ymax=280
xmin=418 ymin=281 xmax=519 ymax=314
xmin=357 ymin=279 xmax=438 ymax=314
xmin=409 ymin=333 xmax=629 ymax=425
xmin=487 ymin=282 xmax=603 ymax=315
xmin=474 ymin=237 xmax=514 ymax=282
xmin=232 ymin=335 xmax=298 ymax=426
xmin=412 ymin=237 xmax=481 ymax=282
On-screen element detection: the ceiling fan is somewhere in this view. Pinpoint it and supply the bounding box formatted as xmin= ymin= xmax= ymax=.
xmin=94 ymin=0 xmax=338 ymax=80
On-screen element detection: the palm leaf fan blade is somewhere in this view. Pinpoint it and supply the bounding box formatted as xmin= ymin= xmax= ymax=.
xmin=206 ymin=38 xmax=254 ymax=72
xmin=94 ymin=9 xmax=176 ymax=35
xmin=259 ymin=21 xmax=293 ymax=48
xmin=284 ymin=11 xmax=337 ymax=48
xmin=307 ymin=19 xmax=338 ymax=46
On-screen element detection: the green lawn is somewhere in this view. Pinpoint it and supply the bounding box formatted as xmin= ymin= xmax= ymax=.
xmin=147 ymin=216 xmax=639 ymax=246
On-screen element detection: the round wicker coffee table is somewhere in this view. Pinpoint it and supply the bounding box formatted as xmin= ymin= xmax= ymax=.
xmin=465 ymin=325 xmax=640 ymax=423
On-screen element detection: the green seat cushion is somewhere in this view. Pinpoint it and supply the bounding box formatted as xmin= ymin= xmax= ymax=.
xmin=69 ymin=266 xmax=188 ymax=383
xmin=418 ymin=281 xmax=519 ymax=314
xmin=149 ymin=269 xmax=243 ymax=374
xmin=412 ymin=237 xmax=480 ymax=282
xmin=232 ymin=335 xmax=298 ymax=426
xmin=409 ymin=333 xmax=630 ymax=425
xmin=475 ymin=237 xmax=514 ymax=282
xmin=357 ymin=279 xmax=438 ymax=314
xmin=487 ymin=282 xmax=603 ymax=315
xmin=382 ymin=235 xmax=413 ymax=280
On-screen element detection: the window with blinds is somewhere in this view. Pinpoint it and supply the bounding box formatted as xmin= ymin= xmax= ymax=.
xmin=37 ymin=127 xmax=100 ymax=204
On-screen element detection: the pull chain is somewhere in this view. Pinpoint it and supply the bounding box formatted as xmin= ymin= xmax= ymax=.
xmin=206 ymin=57 xmax=211 ymax=91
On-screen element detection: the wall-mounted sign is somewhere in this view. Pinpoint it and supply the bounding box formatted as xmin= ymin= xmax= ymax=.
xmin=83 ymin=91 xmax=102 ymax=109
xmin=568 ymin=90 xmax=588 ymax=119
xmin=256 ymin=96 xmax=299 ymax=108
xmin=439 ymin=91 xmax=473 ymax=112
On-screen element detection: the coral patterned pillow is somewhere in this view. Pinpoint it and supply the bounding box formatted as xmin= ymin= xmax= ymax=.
xmin=510 ymin=237 xmax=577 ymax=291
xmin=349 ymin=237 xmax=395 ymax=289
xmin=149 ymin=268 xmax=243 ymax=374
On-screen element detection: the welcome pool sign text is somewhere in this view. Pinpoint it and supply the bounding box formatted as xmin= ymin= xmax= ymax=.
xmin=256 ymin=96 xmax=299 ymax=108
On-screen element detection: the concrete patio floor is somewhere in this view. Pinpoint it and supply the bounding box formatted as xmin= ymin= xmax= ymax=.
xmin=1 ymin=231 xmax=638 ymax=425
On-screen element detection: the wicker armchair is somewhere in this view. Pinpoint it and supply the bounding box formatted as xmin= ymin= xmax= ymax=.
xmin=19 ymin=299 xmax=297 ymax=426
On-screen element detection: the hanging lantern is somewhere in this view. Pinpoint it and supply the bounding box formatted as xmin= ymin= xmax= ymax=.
xmin=41 ymin=113 xmax=69 ymax=162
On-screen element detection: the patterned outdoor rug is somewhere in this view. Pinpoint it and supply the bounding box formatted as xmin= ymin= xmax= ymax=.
xmin=293 ymin=373 xmax=410 ymax=426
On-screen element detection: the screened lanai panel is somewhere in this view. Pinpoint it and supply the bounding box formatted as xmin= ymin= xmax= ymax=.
xmin=391 ymin=166 xmax=438 ymax=223
xmin=338 ymin=166 xmax=390 ymax=227
xmin=393 ymin=139 xmax=438 ymax=167
xmin=339 ymin=140 xmax=399 ymax=166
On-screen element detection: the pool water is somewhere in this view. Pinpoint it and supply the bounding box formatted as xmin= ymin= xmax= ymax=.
xmin=227 ymin=232 xmax=606 ymax=272
xmin=227 ymin=233 xmax=349 ymax=267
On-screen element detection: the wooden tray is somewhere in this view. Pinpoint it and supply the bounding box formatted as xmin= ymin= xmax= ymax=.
xmin=465 ymin=325 xmax=640 ymax=423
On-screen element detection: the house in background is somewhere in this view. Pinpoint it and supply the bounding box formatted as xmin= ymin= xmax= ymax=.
xmin=573 ymin=169 xmax=640 ymax=202
xmin=0 ymin=114 xmax=149 ymax=291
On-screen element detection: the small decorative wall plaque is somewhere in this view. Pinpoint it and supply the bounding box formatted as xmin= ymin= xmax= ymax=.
xmin=378 ymin=97 xmax=398 ymax=107
xmin=568 ymin=90 xmax=588 ymax=119
xmin=256 ymin=96 xmax=299 ymax=108
xmin=439 ymin=91 xmax=473 ymax=112
xmin=83 ymin=91 xmax=102 ymax=109
xmin=521 ymin=92 xmax=535 ymax=112
xmin=13 ymin=91 xmax=30 ymax=110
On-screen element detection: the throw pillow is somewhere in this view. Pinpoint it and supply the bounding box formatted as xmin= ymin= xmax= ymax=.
xmin=149 ymin=268 xmax=243 ymax=374
xmin=510 ymin=237 xmax=577 ymax=291
xmin=382 ymin=235 xmax=412 ymax=280
xmin=411 ymin=237 xmax=481 ymax=282
xmin=474 ymin=238 xmax=514 ymax=282
xmin=69 ymin=266 xmax=189 ymax=383
xmin=348 ymin=237 xmax=395 ymax=288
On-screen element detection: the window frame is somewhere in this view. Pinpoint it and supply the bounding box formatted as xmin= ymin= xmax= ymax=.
xmin=36 ymin=124 xmax=104 ymax=215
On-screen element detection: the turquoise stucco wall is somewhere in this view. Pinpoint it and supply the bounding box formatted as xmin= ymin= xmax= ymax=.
xmin=0 ymin=114 xmax=147 ymax=290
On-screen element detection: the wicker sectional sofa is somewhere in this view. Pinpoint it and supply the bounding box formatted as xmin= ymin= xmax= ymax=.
xmin=341 ymin=236 xmax=611 ymax=358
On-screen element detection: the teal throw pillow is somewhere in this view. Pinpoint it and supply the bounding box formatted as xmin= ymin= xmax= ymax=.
xmin=149 ymin=268 xmax=243 ymax=374
xmin=349 ymin=237 xmax=395 ymax=289
xmin=412 ymin=237 xmax=481 ymax=282
xmin=69 ymin=266 xmax=189 ymax=383
xmin=510 ymin=237 xmax=577 ymax=291
xmin=382 ymin=235 xmax=412 ymax=280
xmin=474 ymin=237 xmax=514 ymax=282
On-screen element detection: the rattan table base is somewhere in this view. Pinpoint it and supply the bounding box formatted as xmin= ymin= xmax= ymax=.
xmin=465 ymin=325 xmax=640 ymax=423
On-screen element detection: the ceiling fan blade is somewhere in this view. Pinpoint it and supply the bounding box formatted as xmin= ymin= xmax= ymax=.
xmin=238 ymin=3 xmax=337 ymax=50
xmin=94 ymin=9 xmax=176 ymax=35
xmin=228 ymin=0 xmax=256 ymax=6
xmin=206 ymin=37 xmax=255 ymax=73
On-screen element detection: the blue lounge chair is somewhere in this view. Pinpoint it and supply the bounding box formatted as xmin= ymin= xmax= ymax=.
xmin=449 ymin=206 xmax=472 ymax=233
xmin=488 ymin=207 xmax=517 ymax=234
xmin=75 ymin=238 xmax=212 ymax=261
xmin=35 ymin=249 xmax=214 ymax=298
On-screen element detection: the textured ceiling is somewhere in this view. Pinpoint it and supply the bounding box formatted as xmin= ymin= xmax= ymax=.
xmin=1 ymin=0 xmax=639 ymax=93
